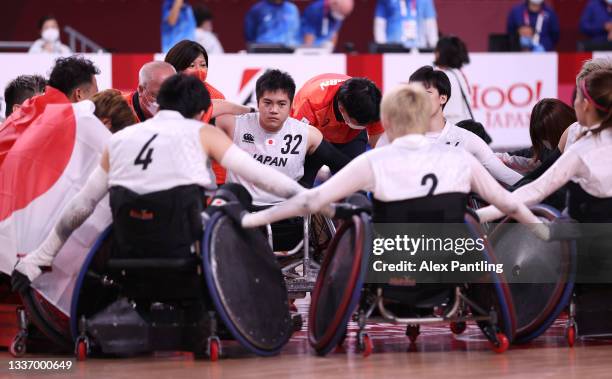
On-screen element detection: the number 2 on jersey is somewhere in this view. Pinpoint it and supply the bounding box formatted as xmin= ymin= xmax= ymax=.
xmin=421 ymin=173 xmax=438 ymax=196
xmin=134 ymin=134 xmax=158 ymax=170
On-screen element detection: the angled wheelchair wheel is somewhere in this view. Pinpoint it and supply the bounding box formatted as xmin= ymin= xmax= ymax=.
xmin=463 ymin=213 xmax=516 ymax=343
xmin=308 ymin=213 xmax=372 ymax=356
xmin=70 ymin=227 xmax=118 ymax=340
xmin=202 ymin=212 xmax=293 ymax=356
xmin=491 ymin=205 xmax=576 ymax=344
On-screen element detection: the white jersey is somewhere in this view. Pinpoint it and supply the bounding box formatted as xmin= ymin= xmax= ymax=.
xmin=437 ymin=67 xmax=473 ymax=126
xmin=366 ymin=134 xmax=472 ymax=201
xmin=108 ymin=110 xmax=214 ymax=194
xmin=426 ymin=121 xmax=522 ymax=186
xmin=227 ymin=113 xmax=308 ymax=205
xmin=376 ymin=122 xmax=522 ymax=186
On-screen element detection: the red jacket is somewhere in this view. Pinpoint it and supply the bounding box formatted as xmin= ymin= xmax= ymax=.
xmin=291 ymin=73 xmax=383 ymax=144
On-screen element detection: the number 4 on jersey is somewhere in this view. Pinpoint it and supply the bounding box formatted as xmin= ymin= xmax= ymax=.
xmin=134 ymin=134 xmax=158 ymax=170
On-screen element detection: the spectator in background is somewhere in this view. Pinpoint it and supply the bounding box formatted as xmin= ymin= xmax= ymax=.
xmin=507 ymin=0 xmax=560 ymax=52
xmin=580 ymin=0 xmax=612 ymax=44
xmin=245 ymin=0 xmax=300 ymax=47
xmin=161 ymin=0 xmax=196 ymax=53
xmin=92 ymin=89 xmax=138 ymax=133
xmin=4 ymin=75 xmax=47 ymax=118
xmin=122 ymin=61 xmax=176 ymax=123
xmin=498 ymin=99 xmax=576 ymax=174
xmin=373 ymin=0 xmax=439 ymax=49
xmin=193 ymin=5 xmax=224 ymax=54
xmin=28 ymin=15 xmax=72 ymax=54
xmin=433 ymin=36 xmax=472 ymax=125
xmin=301 ymin=0 xmax=354 ymax=49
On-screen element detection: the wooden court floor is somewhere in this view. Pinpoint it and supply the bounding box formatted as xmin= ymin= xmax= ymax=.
xmin=1 ymin=299 xmax=612 ymax=379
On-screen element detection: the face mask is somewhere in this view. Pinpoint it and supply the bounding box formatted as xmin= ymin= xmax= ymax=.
xmin=189 ymin=68 xmax=208 ymax=83
xmin=529 ymin=0 xmax=544 ymax=4
xmin=145 ymin=100 xmax=159 ymax=116
xmin=330 ymin=10 xmax=345 ymax=21
xmin=346 ymin=122 xmax=366 ymax=130
xmin=42 ymin=27 xmax=59 ymax=43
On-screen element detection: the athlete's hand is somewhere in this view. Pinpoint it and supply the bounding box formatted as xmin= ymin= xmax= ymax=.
xmin=221 ymin=202 xmax=248 ymax=227
xmin=11 ymin=268 xmax=33 ymax=293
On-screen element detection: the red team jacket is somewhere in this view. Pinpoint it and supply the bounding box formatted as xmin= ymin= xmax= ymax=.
xmin=291 ymin=73 xmax=384 ymax=144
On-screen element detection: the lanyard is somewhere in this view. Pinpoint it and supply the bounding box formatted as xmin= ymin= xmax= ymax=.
xmin=400 ymin=0 xmax=417 ymax=18
xmin=523 ymin=9 xmax=544 ymax=45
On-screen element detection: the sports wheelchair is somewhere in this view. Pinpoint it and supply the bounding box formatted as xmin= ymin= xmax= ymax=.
xmin=308 ymin=193 xmax=517 ymax=356
xmin=66 ymin=184 xmax=298 ymax=361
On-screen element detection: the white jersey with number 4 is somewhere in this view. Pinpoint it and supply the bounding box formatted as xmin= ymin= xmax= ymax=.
xmin=227 ymin=112 xmax=308 ymax=205
xmin=108 ymin=110 xmax=215 ymax=194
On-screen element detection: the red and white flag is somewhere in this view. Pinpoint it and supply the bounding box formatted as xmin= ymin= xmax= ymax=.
xmin=0 ymin=100 xmax=111 ymax=315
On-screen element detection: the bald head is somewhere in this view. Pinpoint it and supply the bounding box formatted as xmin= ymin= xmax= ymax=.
xmin=329 ymin=0 xmax=354 ymax=18
xmin=137 ymin=61 xmax=176 ymax=119
xmin=139 ymin=61 xmax=176 ymax=88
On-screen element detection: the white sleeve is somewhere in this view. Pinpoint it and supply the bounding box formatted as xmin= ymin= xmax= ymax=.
xmin=467 ymin=132 xmax=522 ymax=186
xmin=424 ymin=18 xmax=439 ymax=48
xmin=468 ymin=155 xmax=540 ymax=225
xmin=16 ymin=166 xmax=109 ymax=281
xmin=374 ymin=17 xmax=387 ymax=44
xmin=476 ymin=150 xmax=583 ymax=222
xmin=375 ymin=132 xmax=390 ymax=148
xmin=243 ymin=154 xmax=375 ymax=227
xmin=221 ymin=144 xmax=304 ymax=199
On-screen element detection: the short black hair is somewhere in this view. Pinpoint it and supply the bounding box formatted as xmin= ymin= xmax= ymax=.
xmin=255 ymin=69 xmax=296 ymax=103
xmin=193 ymin=5 xmax=213 ymax=27
xmin=4 ymin=75 xmax=47 ymax=117
xmin=335 ymin=78 xmax=382 ymax=125
xmin=157 ymin=74 xmax=211 ymax=119
xmin=48 ymin=56 xmax=99 ymax=97
xmin=38 ymin=14 xmax=56 ymax=30
xmin=409 ymin=66 xmax=451 ymax=108
xmin=434 ymin=36 xmax=470 ymax=69
xmin=164 ymin=40 xmax=209 ymax=72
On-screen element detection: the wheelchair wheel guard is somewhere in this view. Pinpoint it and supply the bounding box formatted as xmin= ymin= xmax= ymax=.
xmin=464 ymin=213 xmax=517 ymax=343
xmin=308 ymin=213 xmax=372 ymax=356
xmin=489 ymin=205 xmax=576 ymax=344
xmin=202 ymin=211 xmax=293 ymax=356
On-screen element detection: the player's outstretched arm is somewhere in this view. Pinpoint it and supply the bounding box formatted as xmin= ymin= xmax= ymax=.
xmin=13 ymin=151 xmax=110 ymax=284
xmin=242 ymin=153 xmax=375 ymax=228
xmin=469 ymin=155 xmax=549 ymax=239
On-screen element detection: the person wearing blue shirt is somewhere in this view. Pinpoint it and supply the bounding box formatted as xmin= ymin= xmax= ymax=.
xmin=507 ymin=0 xmax=560 ymax=52
xmin=301 ymin=0 xmax=354 ymax=49
xmin=580 ymin=0 xmax=612 ymax=43
xmin=161 ymin=0 xmax=196 ymax=53
xmin=244 ymin=0 xmax=300 ymax=47
xmin=373 ymin=0 xmax=439 ymax=49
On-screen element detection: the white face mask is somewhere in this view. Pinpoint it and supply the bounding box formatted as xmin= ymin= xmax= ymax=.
xmin=330 ymin=10 xmax=345 ymax=21
xmin=42 ymin=27 xmax=59 ymax=43
xmin=346 ymin=122 xmax=366 ymax=130
xmin=145 ymin=100 xmax=159 ymax=116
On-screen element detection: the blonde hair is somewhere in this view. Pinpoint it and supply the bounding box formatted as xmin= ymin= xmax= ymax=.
xmin=380 ymin=83 xmax=430 ymax=140
xmin=576 ymin=57 xmax=612 ymax=85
